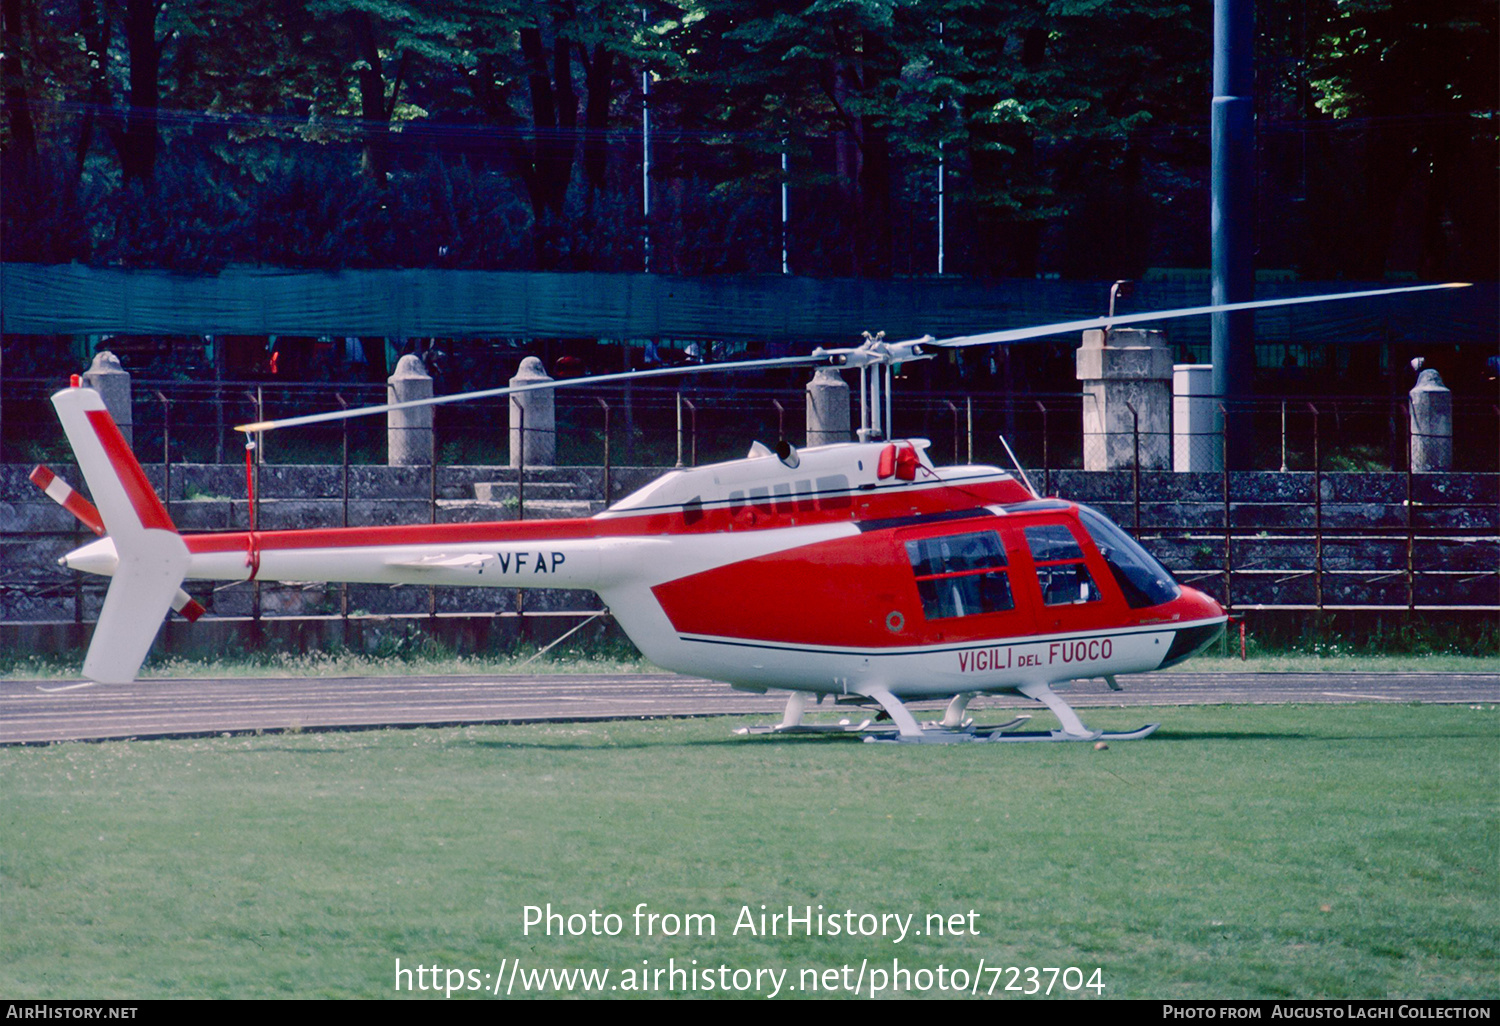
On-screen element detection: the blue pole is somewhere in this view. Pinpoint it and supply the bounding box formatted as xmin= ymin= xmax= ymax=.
xmin=1212 ymin=0 xmax=1255 ymax=468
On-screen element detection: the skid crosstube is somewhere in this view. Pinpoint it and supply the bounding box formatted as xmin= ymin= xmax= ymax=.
xmin=985 ymin=723 xmax=1161 ymax=743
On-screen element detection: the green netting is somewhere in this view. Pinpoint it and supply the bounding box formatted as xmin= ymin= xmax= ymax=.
xmin=2 ymin=263 xmax=1491 ymax=346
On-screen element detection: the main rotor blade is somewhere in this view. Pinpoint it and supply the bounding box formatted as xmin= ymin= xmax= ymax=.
xmin=927 ymin=281 xmax=1470 ymax=349
xmin=237 ymin=281 xmax=1470 ymax=434
xmin=235 ymin=354 xmax=823 ymax=434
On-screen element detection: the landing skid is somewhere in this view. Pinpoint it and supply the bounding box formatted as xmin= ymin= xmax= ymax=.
xmin=736 ymin=684 xmax=1159 ymax=744
xmin=986 ymin=723 xmax=1160 ymax=743
xmin=734 ymin=719 xmax=875 ymax=736
xmin=860 ymin=716 xmax=1036 ymax=744
xmin=867 ymin=681 xmax=1159 ymax=745
xmin=734 ymin=690 xmax=1037 ymax=742
xmin=735 ymin=715 xmax=1034 ymax=741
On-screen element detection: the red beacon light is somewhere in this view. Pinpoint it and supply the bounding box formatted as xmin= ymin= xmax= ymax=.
xmin=876 ymin=443 xmax=920 ymax=481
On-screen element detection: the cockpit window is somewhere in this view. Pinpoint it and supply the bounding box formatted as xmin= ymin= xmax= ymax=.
xmin=1024 ymin=524 xmax=1084 ymax=562
xmin=905 ymin=531 xmax=1014 ymax=620
xmin=1025 ymin=522 xmax=1102 ymax=606
xmin=1036 ymin=564 xmax=1100 ymax=606
xmin=1077 ymin=506 xmax=1181 ymax=609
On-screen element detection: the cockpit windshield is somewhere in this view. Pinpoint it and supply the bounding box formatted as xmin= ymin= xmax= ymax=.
xmin=1077 ymin=506 xmax=1180 ymax=609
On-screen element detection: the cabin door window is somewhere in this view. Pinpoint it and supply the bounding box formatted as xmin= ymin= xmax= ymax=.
xmin=904 ymin=530 xmax=1015 ymax=621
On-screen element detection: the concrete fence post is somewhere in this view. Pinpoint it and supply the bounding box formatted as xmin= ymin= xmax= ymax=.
xmin=387 ymin=354 xmax=433 ymax=466
xmin=1076 ymin=328 xmax=1172 ymax=471
xmin=82 ymin=351 xmax=132 ymax=448
xmin=805 ymin=367 xmax=851 ymax=447
xmin=509 ymin=357 xmax=555 ymax=468
xmin=1409 ymin=368 xmax=1453 ymax=472
xmin=1173 ymin=363 xmax=1221 ymax=472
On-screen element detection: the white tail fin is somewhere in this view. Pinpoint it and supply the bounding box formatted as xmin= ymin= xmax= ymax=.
xmin=51 ymin=386 xmax=189 ymax=684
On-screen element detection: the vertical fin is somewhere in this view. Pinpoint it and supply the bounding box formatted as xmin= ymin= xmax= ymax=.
xmin=50 ymin=386 xmax=187 ymax=684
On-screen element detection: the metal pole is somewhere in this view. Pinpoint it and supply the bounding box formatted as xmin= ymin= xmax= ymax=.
xmin=966 ymin=396 xmax=973 ymax=464
xmin=1036 ymin=400 xmax=1050 ymax=497
xmin=255 ymin=386 xmax=265 ymax=467
xmin=242 ymin=392 xmax=258 ymax=533
xmin=781 ymin=145 xmax=789 ymax=275
xmin=429 ymin=410 xmax=437 ymax=620
xmin=516 ymin=399 xmax=526 ymax=521
xmin=252 ymin=389 xmax=262 ymax=624
xmin=946 ymin=400 xmax=959 ymax=464
xmin=884 ymin=365 xmax=893 ymax=440
xmin=1219 ymin=402 xmax=1231 ymax=609
xmin=773 ymin=398 xmax=785 ymax=442
xmin=156 ymin=391 xmax=170 ymax=522
xmin=1309 ymin=402 xmax=1322 ymax=609
xmin=337 ymin=394 xmax=349 ymax=621
xmin=621 ymin=344 xmax=634 ymax=465
xmin=858 ymin=366 xmax=869 ymax=439
xmin=1212 ymin=0 xmax=1256 ymax=470
xmin=936 ymin=20 xmax=945 ymax=276
xmin=685 ymin=397 xmax=697 ymax=466
xmin=930 ymin=142 xmax=942 ymax=276
xmin=1125 ymin=400 xmax=1141 ymax=531
xmin=1404 ymin=399 xmax=1415 ymax=611
xmin=1280 ymin=400 xmax=1287 ymax=472
xmin=675 ymin=391 xmax=684 ymax=467
xmin=641 ymin=7 xmax=651 ymax=273
xmin=337 ymin=395 xmax=350 ymax=529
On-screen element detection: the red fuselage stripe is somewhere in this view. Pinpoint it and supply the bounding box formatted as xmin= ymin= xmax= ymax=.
xmin=85 ymin=411 xmax=177 ymax=533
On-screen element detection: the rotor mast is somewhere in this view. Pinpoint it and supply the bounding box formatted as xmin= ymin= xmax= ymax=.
xmin=815 ymin=332 xmax=936 ymax=442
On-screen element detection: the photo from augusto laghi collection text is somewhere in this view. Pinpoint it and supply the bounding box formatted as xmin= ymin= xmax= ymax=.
xmin=392 ymin=901 xmax=1110 ymax=998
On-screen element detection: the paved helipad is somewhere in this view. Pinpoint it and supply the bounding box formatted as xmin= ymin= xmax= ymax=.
xmin=2 ymin=671 xmax=1496 ymax=744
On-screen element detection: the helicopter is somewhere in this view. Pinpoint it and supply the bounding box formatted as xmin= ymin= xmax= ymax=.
xmin=35 ymin=283 xmax=1467 ymax=742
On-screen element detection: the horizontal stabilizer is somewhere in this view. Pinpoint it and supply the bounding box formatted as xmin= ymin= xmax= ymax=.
xmin=83 ymin=528 xmax=190 ymax=684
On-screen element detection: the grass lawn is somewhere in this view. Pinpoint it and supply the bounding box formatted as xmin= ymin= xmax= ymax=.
xmin=1 ymin=704 xmax=1494 ymax=999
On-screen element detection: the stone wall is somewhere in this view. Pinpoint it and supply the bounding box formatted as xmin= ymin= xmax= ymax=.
xmin=1052 ymin=470 xmax=1499 ymax=608
xmin=0 ymin=462 xmax=660 ymax=624
xmin=2 ymin=463 xmax=1496 ymax=629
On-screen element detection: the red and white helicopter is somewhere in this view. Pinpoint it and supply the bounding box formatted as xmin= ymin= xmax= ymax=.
xmin=37 ymin=283 xmax=1466 ymax=742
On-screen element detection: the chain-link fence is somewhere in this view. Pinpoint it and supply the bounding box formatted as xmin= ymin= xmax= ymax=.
xmin=6 ymin=374 xmax=1496 ymax=476
xmin=3 ymin=377 xmax=1496 ymax=624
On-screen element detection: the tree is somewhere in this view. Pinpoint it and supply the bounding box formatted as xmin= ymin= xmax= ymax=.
xmin=659 ymin=0 xmax=908 ymax=276
xmin=301 ymin=1 xmax=463 ymax=182
xmin=461 ymin=0 xmax=649 ymax=269
xmin=1299 ymin=0 xmax=1497 ymax=278
xmin=919 ymin=0 xmax=1210 ymax=277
